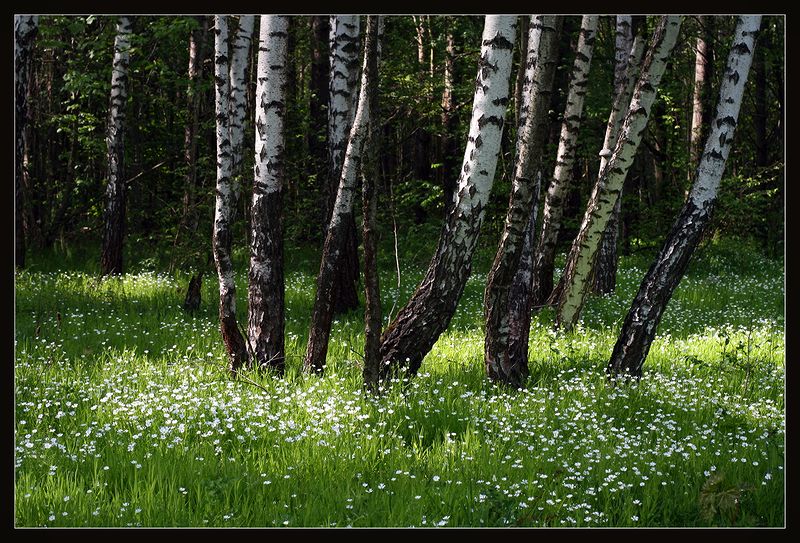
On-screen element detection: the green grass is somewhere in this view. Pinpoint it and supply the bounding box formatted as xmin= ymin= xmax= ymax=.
xmin=14 ymin=236 xmax=784 ymax=527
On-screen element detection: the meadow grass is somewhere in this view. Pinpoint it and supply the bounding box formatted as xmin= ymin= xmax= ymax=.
xmin=14 ymin=236 xmax=784 ymax=527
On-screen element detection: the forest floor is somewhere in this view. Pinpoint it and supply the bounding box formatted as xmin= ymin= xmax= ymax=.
xmin=14 ymin=235 xmax=784 ymax=527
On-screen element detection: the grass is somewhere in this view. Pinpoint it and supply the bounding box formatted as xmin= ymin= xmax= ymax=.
xmin=14 ymin=235 xmax=784 ymax=527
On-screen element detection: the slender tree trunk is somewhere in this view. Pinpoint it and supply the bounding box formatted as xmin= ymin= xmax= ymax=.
xmin=100 ymin=17 xmax=132 ymax=276
xmin=529 ymin=16 xmax=599 ymax=307
xmin=608 ymin=16 xmax=761 ymax=378
xmin=690 ymin=16 xmax=714 ymax=173
xmin=753 ymin=26 xmax=768 ymax=168
xmin=304 ymin=15 xmax=374 ymax=374
xmin=359 ymin=16 xmax=383 ymax=391
xmin=484 ymin=15 xmax=561 ymax=388
xmin=555 ymin=16 xmax=683 ymax=332
xmin=229 ymin=15 xmax=255 ymax=188
xmin=15 ymin=15 xmax=38 ymax=270
xmin=378 ymin=16 xmax=517 ymax=379
xmin=327 ymin=15 xmax=361 ymax=315
xmin=248 ymin=16 xmax=289 ymax=374
xmin=513 ymin=16 xmax=530 ymax=129
xmin=594 ymin=18 xmax=645 ymax=295
xmin=212 ymin=15 xmax=249 ymax=374
xmin=309 ymin=16 xmax=331 ymax=234
xmin=439 ymin=18 xmax=459 ymax=216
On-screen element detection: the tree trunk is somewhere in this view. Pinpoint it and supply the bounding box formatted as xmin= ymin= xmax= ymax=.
xmin=229 ymin=15 xmax=255 ymax=188
xmin=593 ymin=16 xmax=642 ymax=295
xmin=212 ymin=15 xmax=250 ymax=374
xmin=753 ymin=24 xmax=768 ymax=168
xmin=100 ymin=17 xmax=132 ymax=276
xmin=484 ymin=15 xmax=561 ymax=388
xmin=15 ymin=15 xmax=38 ymax=270
xmin=607 ymin=16 xmax=760 ymax=378
xmin=439 ymin=18 xmax=459 ymax=216
xmin=555 ymin=16 xmax=683 ymax=332
xmin=690 ymin=16 xmax=714 ymax=173
xmin=359 ymin=16 xmax=383 ymax=392
xmin=247 ymin=16 xmax=289 ymax=374
xmin=327 ymin=15 xmax=361 ymax=315
xmin=309 ymin=16 xmax=330 ymax=235
xmin=304 ymin=15 xmax=374 ymax=374
xmin=378 ymin=16 xmax=517 ymax=379
xmin=529 ymin=16 xmax=599 ymax=307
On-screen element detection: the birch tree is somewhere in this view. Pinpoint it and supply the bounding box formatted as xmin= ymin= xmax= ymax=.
xmin=304 ymin=16 xmax=373 ymax=374
xmin=378 ymin=16 xmax=517 ymax=379
xmin=607 ymin=16 xmax=761 ymax=378
xmin=14 ymin=15 xmax=38 ymax=270
xmin=100 ymin=16 xmax=132 ymax=276
xmin=554 ymin=16 xmax=682 ymax=332
xmin=484 ymin=15 xmax=560 ymax=388
xmin=592 ymin=16 xmax=642 ymax=295
xmin=229 ymin=15 xmax=255 ymax=187
xmin=327 ymin=15 xmax=361 ymax=314
xmin=248 ymin=16 xmax=289 ymax=374
xmin=588 ymin=19 xmax=646 ymax=295
xmin=212 ymin=15 xmax=249 ymax=373
xmin=529 ymin=16 xmax=599 ymax=306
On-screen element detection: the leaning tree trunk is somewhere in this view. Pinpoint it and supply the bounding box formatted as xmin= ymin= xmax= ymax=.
xmin=327 ymin=15 xmax=361 ymax=315
xmin=607 ymin=16 xmax=760 ymax=379
xmin=377 ymin=16 xmax=517 ymax=380
xmin=359 ymin=16 xmax=383 ymax=391
xmin=212 ymin=15 xmax=249 ymax=374
xmin=484 ymin=15 xmax=560 ymax=388
xmin=229 ymin=15 xmax=255 ymax=187
xmin=100 ymin=16 xmax=132 ymax=276
xmin=593 ymin=18 xmax=645 ymax=295
xmin=529 ymin=16 xmax=599 ymax=307
xmin=555 ymin=16 xmax=682 ymax=332
xmin=304 ymin=15 xmax=374 ymax=374
xmin=14 ymin=15 xmax=38 ymax=270
xmin=248 ymin=16 xmax=289 ymax=374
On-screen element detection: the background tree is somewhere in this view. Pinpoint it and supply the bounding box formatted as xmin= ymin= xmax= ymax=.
xmin=15 ymin=15 xmax=39 ymax=270
xmin=248 ymin=15 xmax=289 ymax=374
xmin=378 ymin=16 xmax=517 ymax=379
xmin=484 ymin=15 xmax=560 ymax=388
xmin=607 ymin=16 xmax=761 ymax=378
xmin=555 ymin=16 xmax=682 ymax=332
xmin=100 ymin=16 xmax=132 ymax=276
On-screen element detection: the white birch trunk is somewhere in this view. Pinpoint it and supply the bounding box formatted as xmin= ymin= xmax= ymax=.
xmin=248 ymin=15 xmax=289 ymax=373
xmin=328 ymin=15 xmax=361 ymax=191
xmin=555 ymin=16 xmax=682 ymax=332
xmin=212 ymin=15 xmax=249 ymax=372
xmin=378 ymin=16 xmax=517 ymax=378
xmin=608 ymin=16 xmax=761 ymax=377
xmin=228 ymin=15 xmax=255 ymax=190
xmin=100 ymin=16 xmax=132 ymax=276
xmin=530 ymin=15 xmax=598 ymax=304
xmin=484 ymin=15 xmax=560 ymax=387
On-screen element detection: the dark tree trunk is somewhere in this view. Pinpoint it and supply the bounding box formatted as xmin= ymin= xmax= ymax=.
xmin=248 ymin=16 xmax=289 ymax=374
xmin=753 ymin=27 xmax=768 ymax=168
xmin=101 ymin=17 xmax=132 ymax=276
xmin=183 ymin=273 xmax=203 ymax=313
xmin=378 ymin=16 xmax=517 ymax=380
xmin=360 ymin=17 xmax=383 ymax=391
xmin=689 ymin=16 xmax=715 ymax=174
xmin=15 ymin=16 xmax=38 ymax=270
xmin=484 ymin=15 xmax=561 ymax=388
xmin=439 ymin=18 xmax=459 ymax=216
xmin=309 ymin=15 xmax=331 ymax=234
xmin=608 ymin=16 xmax=760 ymax=378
